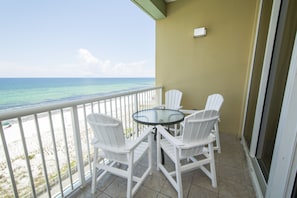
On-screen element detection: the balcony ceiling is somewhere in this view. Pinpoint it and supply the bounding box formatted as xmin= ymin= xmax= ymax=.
xmin=131 ymin=0 xmax=177 ymax=20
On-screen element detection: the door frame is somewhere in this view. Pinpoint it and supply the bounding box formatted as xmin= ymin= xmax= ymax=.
xmin=249 ymin=0 xmax=281 ymax=158
xmin=246 ymin=0 xmax=282 ymax=194
xmin=246 ymin=0 xmax=297 ymax=196
xmin=265 ymin=31 xmax=297 ymax=197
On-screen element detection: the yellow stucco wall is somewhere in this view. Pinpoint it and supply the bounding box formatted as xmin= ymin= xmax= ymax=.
xmin=156 ymin=0 xmax=259 ymax=136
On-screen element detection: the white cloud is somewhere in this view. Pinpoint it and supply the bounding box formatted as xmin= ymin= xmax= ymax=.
xmin=0 ymin=49 xmax=155 ymax=77
xmin=77 ymin=48 xmax=154 ymax=77
xmin=78 ymin=48 xmax=99 ymax=64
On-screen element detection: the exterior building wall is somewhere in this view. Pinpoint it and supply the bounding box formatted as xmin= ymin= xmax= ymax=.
xmin=155 ymin=0 xmax=259 ymax=136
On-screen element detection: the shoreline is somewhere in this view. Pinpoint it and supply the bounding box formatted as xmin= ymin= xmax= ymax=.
xmin=0 ymin=84 xmax=154 ymax=113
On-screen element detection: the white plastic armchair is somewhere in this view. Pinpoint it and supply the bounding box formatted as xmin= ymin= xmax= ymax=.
xmin=205 ymin=94 xmax=224 ymax=153
xmin=156 ymin=110 xmax=219 ymax=198
xmin=180 ymin=93 xmax=224 ymax=153
xmin=87 ymin=113 xmax=153 ymax=198
xmin=165 ymin=89 xmax=183 ymax=110
xmin=156 ymin=89 xmax=183 ymax=135
xmin=155 ymin=89 xmax=183 ymax=110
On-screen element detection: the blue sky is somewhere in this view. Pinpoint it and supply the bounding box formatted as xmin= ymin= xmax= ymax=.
xmin=0 ymin=1 xmax=155 ymax=77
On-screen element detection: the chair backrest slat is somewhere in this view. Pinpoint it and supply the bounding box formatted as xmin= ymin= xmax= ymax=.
xmin=87 ymin=113 xmax=127 ymax=162
xmin=182 ymin=110 xmax=219 ymax=144
xmin=205 ymin=94 xmax=224 ymax=111
xmin=165 ymin=89 xmax=183 ymax=110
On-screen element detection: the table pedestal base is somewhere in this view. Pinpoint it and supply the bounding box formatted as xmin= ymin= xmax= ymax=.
xmin=153 ymin=127 xmax=165 ymax=165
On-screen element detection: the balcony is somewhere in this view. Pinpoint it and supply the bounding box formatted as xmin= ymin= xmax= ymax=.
xmin=0 ymin=87 xmax=255 ymax=197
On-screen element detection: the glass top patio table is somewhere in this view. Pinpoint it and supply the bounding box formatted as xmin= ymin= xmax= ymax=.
xmin=132 ymin=109 xmax=185 ymax=126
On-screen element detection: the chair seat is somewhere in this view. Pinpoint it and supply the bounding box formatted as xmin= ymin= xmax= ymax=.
xmin=160 ymin=135 xmax=214 ymax=160
xmin=94 ymin=140 xmax=149 ymax=165
xmin=126 ymin=141 xmax=149 ymax=164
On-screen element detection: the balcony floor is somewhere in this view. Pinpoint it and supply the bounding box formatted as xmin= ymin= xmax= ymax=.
xmin=68 ymin=133 xmax=255 ymax=198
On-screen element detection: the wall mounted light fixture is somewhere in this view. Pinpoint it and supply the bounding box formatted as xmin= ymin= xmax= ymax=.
xmin=193 ymin=27 xmax=207 ymax=38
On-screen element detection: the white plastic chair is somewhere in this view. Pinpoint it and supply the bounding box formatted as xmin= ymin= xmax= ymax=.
xmin=204 ymin=94 xmax=224 ymax=153
xmin=164 ymin=89 xmax=183 ymax=110
xmin=157 ymin=89 xmax=183 ymax=135
xmin=180 ymin=93 xmax=224 ymax=153
xmin=87 ymin=113 xmax=153 ymax=198
xmin=156 ymin=110 xmax=219 ymax=198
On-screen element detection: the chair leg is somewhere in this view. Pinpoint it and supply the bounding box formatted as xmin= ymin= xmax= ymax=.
xmin=91 ymin=148 xmax=98 ymax=194
xmin=148 ymin=133 xmax=153 ymax=175
xmin=157 ymin=131 xmax=161 ymax=171
xmin=209 ymin=143 xmax=217 ymax=188
xmin=174 ymin=124 xmax=178 ymax=136
xmin=175 ymin=149 xmax=183 ymax=198
xmin=214 ymin=123 xmax=221 ymax=153
xmin=127 ymin=152 xmax=134 ymax=198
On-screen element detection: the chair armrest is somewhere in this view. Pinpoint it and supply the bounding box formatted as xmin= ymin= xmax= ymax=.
xmin=153 ymin=104 xmax=165 ymax=109
xmin=180 ymin=134 xmax=216 ymax=149
xmin=92 ymin=139 xmax=127 ymax=154
xmin=156 ymin=125 xmax=184 ymax=147
xmin=179 ymin=109 xmax=198 ymax=115
xmin=125 ymin=126 xmax=154 ymax=151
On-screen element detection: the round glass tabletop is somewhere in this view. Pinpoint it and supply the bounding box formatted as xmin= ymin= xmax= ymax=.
xmin=132 ymin=109 xmax=185 ymax=125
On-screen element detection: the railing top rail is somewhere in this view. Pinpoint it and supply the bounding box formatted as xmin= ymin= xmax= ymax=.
xmin=0 ymin=86 xmax=162 ymax=121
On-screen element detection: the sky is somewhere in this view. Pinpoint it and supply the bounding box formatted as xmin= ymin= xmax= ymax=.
xmin=0 ymin=1 xmax=155 ymax=78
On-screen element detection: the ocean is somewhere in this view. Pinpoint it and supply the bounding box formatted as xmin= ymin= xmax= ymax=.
xmin=0 ymin=78 xmax=155 ymax=111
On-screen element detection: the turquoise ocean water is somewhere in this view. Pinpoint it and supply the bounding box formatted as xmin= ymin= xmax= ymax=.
xmin=0 ymin=78 xmax=155 ymax=111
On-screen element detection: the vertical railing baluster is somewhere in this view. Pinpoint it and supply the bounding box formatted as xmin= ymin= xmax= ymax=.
xmin=98 ymin=100 xmax=101 ymax=113
xmin=60 ymin=109 xmax=74 ymax=190
xmin=123 ymin=96 xmax=127 ymax=137
xmin=110 ymin=99 xmax=113 ymax=117
xmin=0 ymin=122 xmax=19 ymax=198
xmin=115 ymin=97 xmax=119 ymax=119
xmin=134 ymin=93 xmax=139 ymax=136
xmin=71 ymin=106 xmax=85 ymax=187
xmin=142 ymin=91 xmax=145 ymax=109
xmin=119 ymin=96 xmax=123 ymax=124
xmin=83 ymin=104 xmax=92 ymax=177
xmin=18 ymin=117 xmax=37 ymax=198
xmin=151 ymin=90 xmax=153 ymax=107
xmin=140 ymin=91 xmax=144 ymax=109
xmin=48 ymin=111 xmax=64 ymax=197
xmin=91 ymin=102 xmax=94 ymax=113
xmin=159 ymin=88 xmax=163 ymax=106
xmin=146 ymin=91 xmax=149 ymax=108
xmin=34 ymin=114 xmax=51 ymax=197
xmin=103 ymin=99 xmax=107 ymax=115
xmin=147 ymin=91 xmax=149 ymax=107
xmin=128 ymin=96 xmax=132 ymax=139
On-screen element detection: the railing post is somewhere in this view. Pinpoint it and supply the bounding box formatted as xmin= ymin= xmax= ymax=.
xmin=18 ymin=117 xmax=37 ymax=197
xmin=71 ymin=106 xmax=86 ymax=187
xmin=0 ymin=122 xmax=19 ymax=198
xmin=134 ymin=93 xmax=139 ymax=137
xmin=158 ymin=88 xmax=163 ymax=106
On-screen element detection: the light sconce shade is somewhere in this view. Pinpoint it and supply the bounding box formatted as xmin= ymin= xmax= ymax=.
xmin=194 ymin=27 xmax=207 ymax=38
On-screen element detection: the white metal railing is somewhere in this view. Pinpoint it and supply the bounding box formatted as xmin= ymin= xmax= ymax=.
xmin=0 ymin=86 xmax=162 ymax=198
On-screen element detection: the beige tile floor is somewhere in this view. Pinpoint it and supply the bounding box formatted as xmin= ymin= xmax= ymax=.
xmin=68 ymin=133 xmax=256 ymax=198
